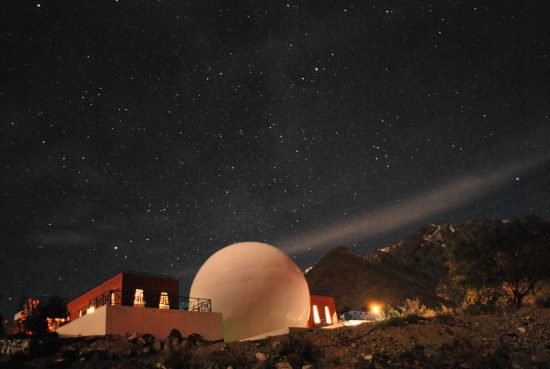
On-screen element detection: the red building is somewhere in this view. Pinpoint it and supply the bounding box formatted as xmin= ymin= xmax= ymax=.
xmin=58 ymin=271 xmax=222 ymax=340
xmin=307 ymin=295 xmax=338 ymax=327
xmin=67 ymin=271 xmax=179 ymax=322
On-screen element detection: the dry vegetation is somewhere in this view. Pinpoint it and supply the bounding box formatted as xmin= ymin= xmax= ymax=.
xmin=1 ymin=307 xmax=549 ymax=369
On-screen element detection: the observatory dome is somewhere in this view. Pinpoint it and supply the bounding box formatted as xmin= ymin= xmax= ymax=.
xmin=189 ymin=242 xmax=310 ymax=342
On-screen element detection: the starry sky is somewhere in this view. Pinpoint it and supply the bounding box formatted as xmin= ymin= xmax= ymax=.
xmin=2 ymin=0 xmax=550 ymax=318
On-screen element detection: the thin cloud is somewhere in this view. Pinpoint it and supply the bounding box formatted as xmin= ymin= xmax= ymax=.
xmin=279 ymin=156 xmax=550 ymax=254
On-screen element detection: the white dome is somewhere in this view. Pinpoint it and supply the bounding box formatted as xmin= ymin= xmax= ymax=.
xmin=190 ymin=242 xmax=310 ymax=342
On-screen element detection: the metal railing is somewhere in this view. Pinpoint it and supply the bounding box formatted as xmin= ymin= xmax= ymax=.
xmin=179 ymin=296 xmax=212 ymax=312
xmin=87 ymin=290 xmax=212 ymax=312
xmin=339 ymin=310 xmax=380 ymax=321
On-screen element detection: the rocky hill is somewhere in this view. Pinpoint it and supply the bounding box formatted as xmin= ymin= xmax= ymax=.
xmin=305 ymin=223 xmax=461 ymax=312
xmin=2 ymin=308 xmax=550 ymax=368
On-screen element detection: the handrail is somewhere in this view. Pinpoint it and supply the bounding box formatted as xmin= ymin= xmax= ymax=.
xmin=87 ymin=290 xmax=212 ymax=312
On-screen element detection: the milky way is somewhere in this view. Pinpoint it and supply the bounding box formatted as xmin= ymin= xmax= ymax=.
xmin=1 ymin=0 xmax=550 ymax=317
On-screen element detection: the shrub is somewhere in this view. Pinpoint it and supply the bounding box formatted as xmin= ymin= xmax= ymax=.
xmin=376 ymin=314 xmax=422 ymax=328
xmin=383 ymin=298 xmax=435 ymax=319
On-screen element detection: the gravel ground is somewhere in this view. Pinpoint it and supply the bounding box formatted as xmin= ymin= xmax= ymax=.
xmin=2 ymin=308 xmax=549 ymax=369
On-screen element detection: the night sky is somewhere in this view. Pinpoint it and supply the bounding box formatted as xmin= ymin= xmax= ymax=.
xmin=2 ymin=0 xmax=550 ymax=318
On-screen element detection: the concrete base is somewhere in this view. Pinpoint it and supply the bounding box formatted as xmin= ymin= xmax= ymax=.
xmin=242 ymin=327 xmax=290 ymax=341
xmin=57 ymin=305 xmax=223 ymax=341
xmin=56 ymin=305 xmax=107 ymax=336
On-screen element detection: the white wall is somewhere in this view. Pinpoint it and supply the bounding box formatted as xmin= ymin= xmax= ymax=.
xmin=56 ymin=305 xmax=107 ymax=336
xmin=56 ymin=304 xmax=223 ymax=341
xmin=106 ymin=305 xmax=223 ymax=341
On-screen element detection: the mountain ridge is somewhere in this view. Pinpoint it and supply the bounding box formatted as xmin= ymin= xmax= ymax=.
xmin=305 ymin=220 xmax=541 ymax=311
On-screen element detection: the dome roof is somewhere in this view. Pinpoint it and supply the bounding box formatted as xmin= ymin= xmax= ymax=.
xmin=190 ymin=242 xmax=310 ymax=341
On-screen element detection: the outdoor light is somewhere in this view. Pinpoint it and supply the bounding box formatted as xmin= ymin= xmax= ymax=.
xmin=87 ymin=306 xmax=95 ymax=314
xmin=370 ymin=304 xmax=381 ymax=314
xmin=312 ymin=305 xmax=321 ymax=324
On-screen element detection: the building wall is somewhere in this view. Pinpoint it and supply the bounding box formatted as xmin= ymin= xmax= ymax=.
xmin=66 ymin=272 xmax=181 ymax=322
xmin=121 ymin=273 xmax=179 ymax=308
xmin=67 ymin=273 xmax=123 ymax=321
xmin=106 ymin=305 xmax=223 ymax=341
xmin=57 ymin=305 xmax=107 ymax=336
xmin=308 ymin=295 xmax=338 ymax=327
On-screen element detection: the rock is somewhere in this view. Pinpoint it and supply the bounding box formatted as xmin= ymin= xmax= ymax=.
xmin=363 ymin=354 xmax=373 ymax=361
xmin=255 ymin=352 xmax=268 ymax=361
xmin=167 ymin=329 xmax=183 ymax=343
xmin=79 ymin=347 xmax=93 ymax=358
xmin=19 ymin=340 xmax=31 ymax=351
xmin=531 ymin=350 xmax=550 ymax=363
xmin=143 ymin=333 xmax=156 ymax=343
xmin=59 ymin=344 xmax=78 ymax=360
xmin=276 ymin=362 xmax=293 ymax=369
xmin=517 ymin=327 xmax=526 ymax=334
xmin=251 ymin=362 xmax=267 ymax=369
xmin=272 ymin=340 xmax=284 ymax=354
xmin=100 ymin=336 xmax=135 ymax=358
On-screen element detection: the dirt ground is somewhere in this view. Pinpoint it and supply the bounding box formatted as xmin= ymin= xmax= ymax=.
xmin=191 ymin=307 xmax=550 ymax=369
xmin=3 ymin=308 xmax=550 ymax=369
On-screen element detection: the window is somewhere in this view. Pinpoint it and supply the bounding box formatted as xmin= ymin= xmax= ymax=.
xmin=133 ymin=289 xmax=145 ymax=307
xmin=159 ymin=292 xmax=169 ymax=309
xmin=312 ymin=305 xmax=321 ymax=324
xmin=110 ymin=292 xmax=116 ymax=305
xmin=324 ymin=306 xmax=332 ymax=324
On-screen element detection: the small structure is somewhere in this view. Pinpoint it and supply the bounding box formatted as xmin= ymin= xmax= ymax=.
xmin=339 ymin=310 xmax=382 ymax=326
xmin=308 ymin=295 xmax=338 ymax=327
xmin=57 ymin=271 xmax=222 ymax=341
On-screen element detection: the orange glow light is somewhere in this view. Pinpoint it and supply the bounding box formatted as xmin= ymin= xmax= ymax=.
xmin=324 ymin=306 xmax=332 ymax=324
xmin=312 ymin=305 xmax=321 ymax=324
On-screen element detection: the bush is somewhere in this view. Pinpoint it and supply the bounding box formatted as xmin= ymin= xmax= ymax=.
xmin=383 ymin=299 xmax=435 ymax=319
xmin=376 ymin=314 xmax=423 ymax=328
xmin=22 ymin=296 xmax=67 ymax=336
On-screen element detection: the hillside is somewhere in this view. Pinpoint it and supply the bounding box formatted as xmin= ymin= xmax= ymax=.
xmin=2 ymin=308 xmax=550 ymax=368
xmin=305 ymin=223 xmax=460 ymax=311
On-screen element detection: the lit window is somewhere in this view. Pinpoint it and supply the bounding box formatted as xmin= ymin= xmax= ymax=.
xmin=312 ymin=305 xmax=321 ymax=324
xmin=325 ymin=306 xmax=332 ymax=324
xmin=134 ymin=289 xmax=145 ymax=307
xmin=87 ymin=306 xmax=95 ymax=314
xmin=110 ymin=292 xmax=116 ymax=305
xmin=159 ymin=292 xmax=169 ymax=309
